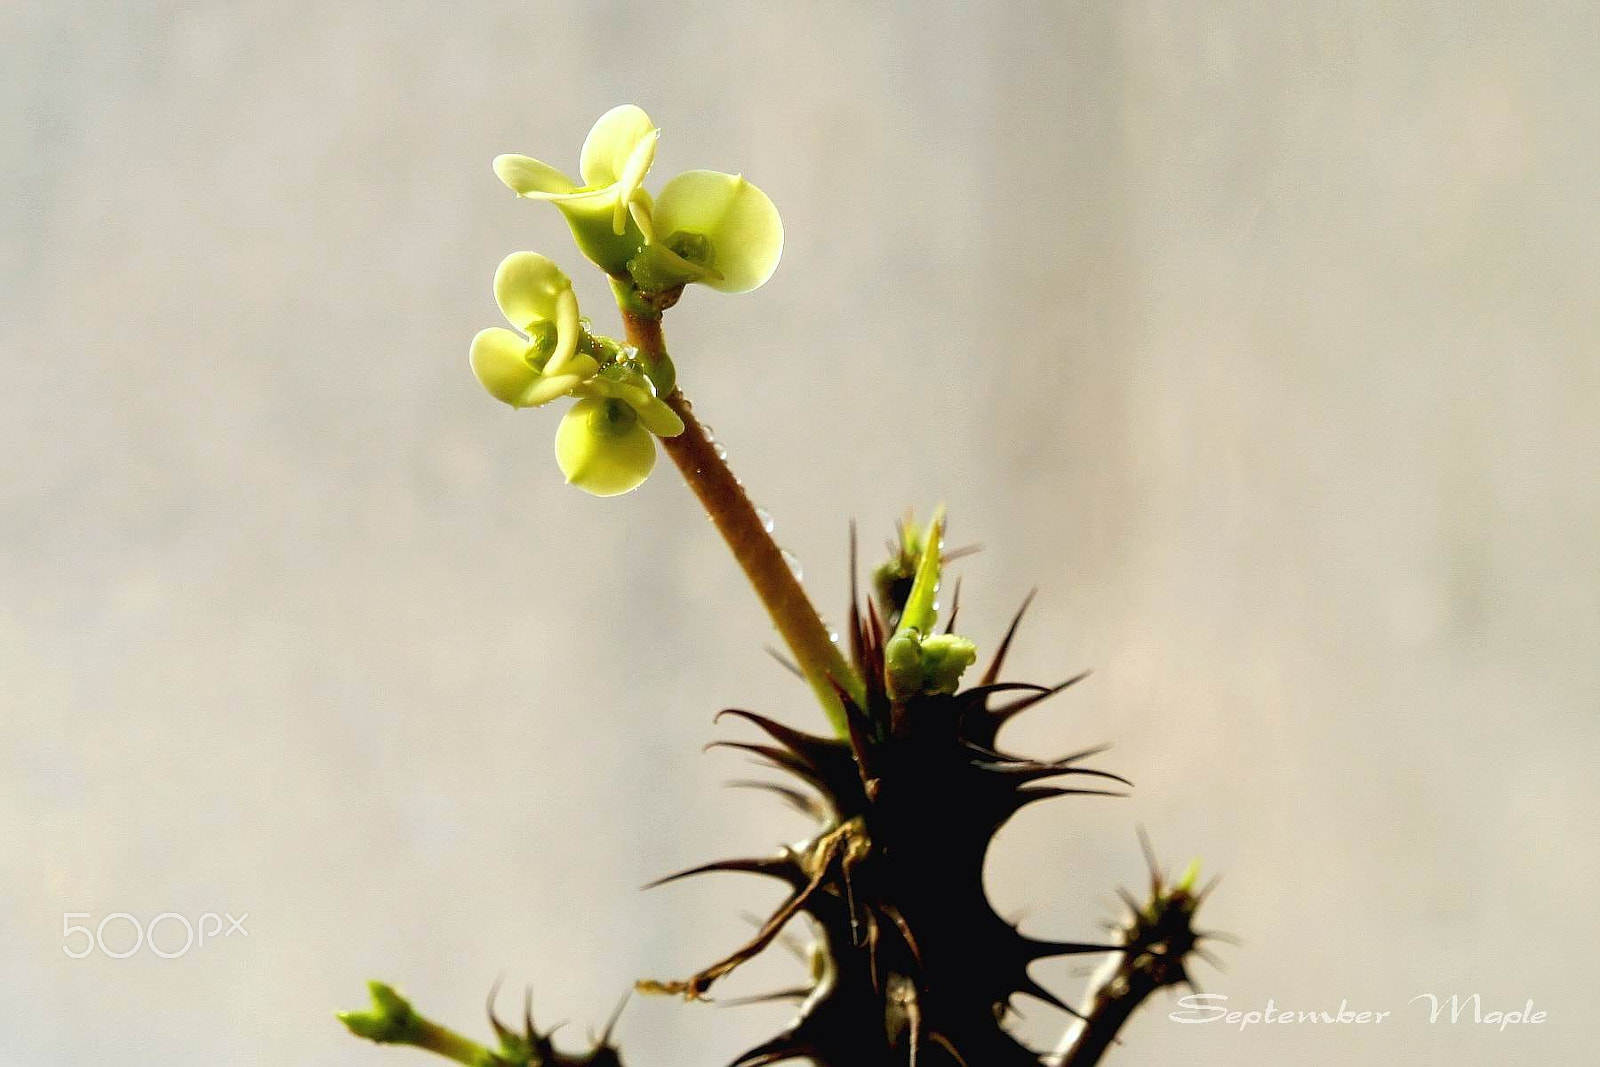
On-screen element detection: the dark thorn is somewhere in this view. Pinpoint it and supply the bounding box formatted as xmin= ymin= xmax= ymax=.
xmin=716 ymin=987 xmax=813 ymax=1007
xmin=828 ymin=676 xmax=879 ymax=782
xmin=736 ymin=913 xmax=808 ymax=962
xmin=941 ymin=542 xmax=983 ymax=564
xmin=704 ymin=740 xmax=820 ymax=786
xmin=715 ymin=709 xmax=840 ymax=769
xmin=486 ymin=976 xmax=513 ymax=1045
xmin=726 ymin=779 xmax=823 ymax=819
xmin=928 ymin=1031 xmax=971 ymax=1067
xmin=880 ymin=903 xmax=923 ymax=966
xmin=982 ymin=588 xmax=1039 ymax=687
xmin=597 ymin=990 xmax=629 ymax=1045
xmin=1197 ymin=929 xmax=1242 ymax=947
xmin=1015 ymin=977 xmax=1088 ymax=1021
xmin=963 ymin=681 xmax=1054 ymax=701
xmin=1137 ymin=826 xmax=1163 ymax=894
xmin=1014 ymin=785 xmax=1129 ymax=808
xmin=1020 ymin=936 xmax=1125 ymax=959
xmin=866 ymin=597 xmax=886 ymax=649
xmin=652 ymin=830 xmax=847 ymax=1003
xmin=848 ymin=521 xmax=866 ymax=669
xmin=987 ymin=669 xmax=1093 ymax=726
xmin=977 ymin=760 xmax=1133 ymax=789
xmin=729 ymin=1036 xmax=814 ymax=1067
xmin=643 ymin=855 xmax=801 ymax=891
xmin=1051 ymin=741 xmax=1116 ymax=764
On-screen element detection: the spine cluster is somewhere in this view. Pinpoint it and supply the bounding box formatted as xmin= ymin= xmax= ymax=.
xmin=342 ymin=519 xmax=1216 ymax=1067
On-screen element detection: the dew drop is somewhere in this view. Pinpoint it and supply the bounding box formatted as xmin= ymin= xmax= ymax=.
xmin=755 ymin=506 xmax=775 ymax=534
xmin=780 ymin=547 xmax=804 ymax=583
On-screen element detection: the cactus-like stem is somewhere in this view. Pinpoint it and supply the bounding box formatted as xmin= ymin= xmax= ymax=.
xmin=618 ymin=305 xmax=864 ymax=735
xmin=1053 ymin=853 xmax=1211 ymax=1067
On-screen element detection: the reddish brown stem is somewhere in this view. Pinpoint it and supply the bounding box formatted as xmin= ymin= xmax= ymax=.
xmin=621 ymin=309 xmax=862 ymax=733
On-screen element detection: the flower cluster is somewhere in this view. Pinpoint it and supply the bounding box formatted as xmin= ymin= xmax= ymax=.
xmin=469 ymin=105 xmax=783 ymax=496
xmin=469 ymin=251 xmax=682 ymax=495
xmin=493 ymin=104 xmax=783 ymax=295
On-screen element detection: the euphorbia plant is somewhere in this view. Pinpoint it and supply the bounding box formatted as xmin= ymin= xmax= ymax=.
xmin=340 ymin=105 xmax=1220 ymax=1067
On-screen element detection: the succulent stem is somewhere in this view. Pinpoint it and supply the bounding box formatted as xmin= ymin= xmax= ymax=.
xmin=619 ymin=306 xmax=864 ymax=735
xmin=338 ymin=982 xmax=498 ymax=1065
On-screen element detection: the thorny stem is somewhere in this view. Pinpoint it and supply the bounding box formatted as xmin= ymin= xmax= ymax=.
xmin=619 ymin=305 xmax=864 ymax=736
xmin=1053 ymin=848 xmax=1208 ymax=1067
xmin=1052 ymin=969 xmax=1154 ymax=1067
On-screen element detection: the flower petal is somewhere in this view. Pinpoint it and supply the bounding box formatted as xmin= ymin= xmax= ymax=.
xmin=542 ymin=287 xmax=582 ymax=376
xmin=493 ymin=252 xmax=571 ymax=332
xmin=635 ymin=397 xmax=686 ymax=437
xmin=611 ymin=130 xmax=659 ymax=235
xmin=579 ymin=105 xmax=658 ymax=188
xmin=628 ymin=195 xmax=657 ymax=243
xmin=469 ymin=327 xmax=539 ymax=407
xmin=493 ymin=155 xmax=581 ymax=198
xmin=555 ymin=397 xmax=658 ymax=497
xmin=652 ymin=170 xmax=784 ymax=293
xmin=521 ymin=372 xmax=584 ymax=407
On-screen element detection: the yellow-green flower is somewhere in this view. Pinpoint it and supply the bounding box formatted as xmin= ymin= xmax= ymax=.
xmin=555 ymin=363 xmax=685 ymax=497
xmin=629 ymin=170 xmax=784 ymax=294
xmin=494 ymin=105 xmax=660 ymax=275
xmin=469 ymin=252 xmax=598 ymax=407
xmin=555 ymin=397 xmax=659 ymax=497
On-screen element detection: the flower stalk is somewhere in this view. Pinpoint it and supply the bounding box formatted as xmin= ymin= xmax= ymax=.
xmin=339 ymin=982 xmax=497 ymax=1066
xmin=619 ymin=306 xmax=864 ymax=735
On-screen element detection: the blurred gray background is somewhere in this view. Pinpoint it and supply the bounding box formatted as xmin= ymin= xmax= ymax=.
xmin=3 ymin=1 xmax=1596 ymax=1064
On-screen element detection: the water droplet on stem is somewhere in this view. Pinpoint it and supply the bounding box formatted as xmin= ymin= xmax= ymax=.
xmin=780 ymin=548 xmax=803 ymax=583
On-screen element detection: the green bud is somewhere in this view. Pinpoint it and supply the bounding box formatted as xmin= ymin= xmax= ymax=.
xmin=918 ymin=633 xmax=977 ymax=695
xmin=884 ymin=630 xmax=978 ymax=700
xmin=884 ymin=631 xmax=924 ymax=700
xmin=626 ymin=242 xmax=706 ymax=294
xmin=646 ymin=350 xmax=677 ymax=396
xmin=1175 ymin=858 xmax=1202 ymax=895
xmin=337 ymin=981 xmax=416 ymax=1043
